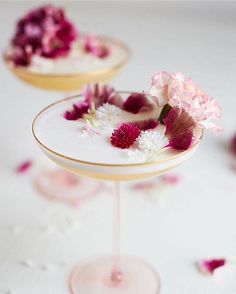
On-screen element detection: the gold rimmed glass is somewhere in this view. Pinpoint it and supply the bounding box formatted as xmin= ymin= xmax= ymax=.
xmin=4 ymin=36 xmax=130 ymax=205
xmin=32 ymin=92 xmax=203 ymax=294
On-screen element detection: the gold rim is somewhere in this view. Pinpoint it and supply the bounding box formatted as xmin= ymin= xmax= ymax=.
xmin=32 ymin=93 xmax=204 ymax=168
xmin=3 ymin=35 xmax=131 ymax=78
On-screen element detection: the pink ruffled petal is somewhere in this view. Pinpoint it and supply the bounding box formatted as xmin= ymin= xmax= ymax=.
xmin=149 ymin=71 xmax=222 ymax=133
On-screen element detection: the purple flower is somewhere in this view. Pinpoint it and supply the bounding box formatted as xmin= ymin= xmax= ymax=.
xmin=82 ymin=84 xmax=123 ymax=109
xmin=197 ymin=259 xmax=226 ymax=275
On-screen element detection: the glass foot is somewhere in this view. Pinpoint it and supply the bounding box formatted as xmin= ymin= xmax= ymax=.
xmin=69 ymin=255 xmax=160 ymax=294
xmin=34 ymin=168 xmax=104 ymax=206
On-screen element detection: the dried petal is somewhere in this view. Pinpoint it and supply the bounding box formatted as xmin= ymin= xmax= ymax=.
xmin=197 ymin=259 xmax=226 ymax=275
xmin=164 ymin=107 xmax=195 ymax=150
xmin=123 ymin=93 xmax=153 ymax=114
xmin=111 ymin=123 xmax=141 ymax=149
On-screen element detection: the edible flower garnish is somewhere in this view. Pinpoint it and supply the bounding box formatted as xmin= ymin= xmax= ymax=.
xmin=111 ymin=123 xmax=141 ymax=149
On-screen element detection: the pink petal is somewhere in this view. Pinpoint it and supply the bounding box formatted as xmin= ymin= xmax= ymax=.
xmin=16 ymin=160 xmax=33 ymax=174
xmin=161 ymin=174 xmax=181 ymax=185
xmin=197 ymin=259 xmax=226 ymax=276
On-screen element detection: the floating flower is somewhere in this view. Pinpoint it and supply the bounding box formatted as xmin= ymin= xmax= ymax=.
xmin=149 ymin=71 xmax=222 ymax=133
xmin=197 ymin=259 xmax=226 ymax=276
xmin=96 ymin=103 xmax=122 ymax=128
xmin=8 ymin=4 xmax=78 ymax=66
xmin=111 ymin=123 xmax=141 ymax=149
xmin=138 ymin=130 xmax=169 ymax=154
xmin=132 ymin=119 xmax=159 ymax=131
xmin=123 ymin=93 xmax=153 ymax=114
xmin=64 ymin=102 xmax=89 ymax=120
xmin=82 ymin=83 xmax=123 ymax=109
xmin=164 ymin=107 xmax=196 ymax=150
xmin=16 ymin=160 xmax=33 ymax=174
xmin=84 ymin=33 xmax=110 ymax=58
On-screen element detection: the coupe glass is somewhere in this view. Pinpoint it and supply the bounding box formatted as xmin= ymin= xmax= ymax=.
xmin=4 ymin=36 xmax=130 ymax=205
xmin=32 ymin=93 xmax=203 ymax=294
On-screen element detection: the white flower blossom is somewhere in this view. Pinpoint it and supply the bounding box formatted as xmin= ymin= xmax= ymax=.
xmin=95 ymin=103 xmax=122 ymax=129
xmin=138 ymin=130 xmax=169 ymax=154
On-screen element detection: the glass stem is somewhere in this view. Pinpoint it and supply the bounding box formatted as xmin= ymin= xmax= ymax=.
xmin=111 ymin=181 xmax=122 ymax=285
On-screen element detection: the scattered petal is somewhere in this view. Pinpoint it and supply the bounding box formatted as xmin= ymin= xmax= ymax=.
xmin=161 ymin=174 xmax=181 ymax=185
xmin=123 ymin=93 xmax=153 ymax=114
xmin=111 ymin=123 xmax=141 ymax=149
xmin=15 ymin=160 xmax=33 ymax=174
xmin=84 ymin=33 xmax=110 ymax=58
xmin=197 ymin=259 xmax=226 ymax=276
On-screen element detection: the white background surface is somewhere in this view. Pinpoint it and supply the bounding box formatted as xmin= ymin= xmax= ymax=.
xmin=0 ymin=1 xmax=236 ymax=293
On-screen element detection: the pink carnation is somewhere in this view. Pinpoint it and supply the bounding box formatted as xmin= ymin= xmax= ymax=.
xmin=84 ymin=34 xmax=110 ymax=58
xmin=149 ymin=71 xmax=222 ymax=133
xmin=82 ymin=83 xmax=123 ymax=109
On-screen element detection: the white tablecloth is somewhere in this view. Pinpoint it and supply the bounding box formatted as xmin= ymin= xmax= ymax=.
xmin=0 ymin=1 xmax=236 ymax=293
